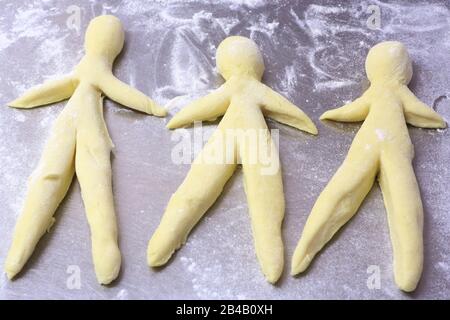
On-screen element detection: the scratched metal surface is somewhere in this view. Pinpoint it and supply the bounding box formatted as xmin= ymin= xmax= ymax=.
xmin=0 ymin=0 xmax=449 ymax=300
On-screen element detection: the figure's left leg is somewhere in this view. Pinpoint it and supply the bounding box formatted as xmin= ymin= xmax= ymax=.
xmin=378 ymin=152 xmax=423 ymax=292
xmin=75 ymin=129 xmax=120 ymax=285
xmin=240 ymin=130 xmax=284 ymax=284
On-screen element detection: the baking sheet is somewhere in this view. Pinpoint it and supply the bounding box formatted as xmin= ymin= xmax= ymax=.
xmin=0 ymin=0 xmax=449 ymax=299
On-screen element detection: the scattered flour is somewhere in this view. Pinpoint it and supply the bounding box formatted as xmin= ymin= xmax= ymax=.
xmin=372 ymin=0 xmax=449 ymax=33
xmin=375 ymin=128 xmax=386 ymax=141
xmin=215 ymin=16 xmax=240 ymax=35
xmin=247 ymin=15 xmax=279 ymax=38
xmin=115 ymin=289 xmax=129 ymax=300
xmin=227 ymin=0 xmax=266 ymax=10
xmin=14 ymin=112 xmax=26 ymax=122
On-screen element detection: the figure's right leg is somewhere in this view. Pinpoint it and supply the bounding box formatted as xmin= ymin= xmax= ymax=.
xmin=5 ymin=113 xmax=76 ymax=279
xmin=148 ymin=131 xmax=237 ymax=266
xmin=291 ymin=147 xmax=379 ymax=275
xmin=378 ymin=151 xmax=423 ymax=292
xmin=240 ymin=130 xmax=285 ymax=284
xmin=75 ymin=126 xmax=120 ymax=285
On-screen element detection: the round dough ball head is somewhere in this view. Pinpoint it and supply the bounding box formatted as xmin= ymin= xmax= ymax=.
xmin=216 ymin=36 xmax=265 ymax=81
xmin=365 ymin=41 xmax=413 ymax=85
xmin=84 ymin=15 xmax=125 ymax=60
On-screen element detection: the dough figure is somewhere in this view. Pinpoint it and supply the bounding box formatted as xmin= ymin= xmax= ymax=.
xmin=5 ymin=15 xmax=166 ymax=284
xmin=291 ymin=41 xmax=446 ymax=292
xmin=148 ymin=36 xmax=317 ymax=284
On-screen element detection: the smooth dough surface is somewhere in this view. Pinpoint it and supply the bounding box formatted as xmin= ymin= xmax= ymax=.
xmin=291 ymin=41 xmax=446 ymax=292
xmin=148 ymin=36 xmax=317 ymax=284
xmin=5 ymin=15 xmax=165 ymax=284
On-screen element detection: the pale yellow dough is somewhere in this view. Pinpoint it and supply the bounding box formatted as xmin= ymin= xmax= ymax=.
xmin=5 ymin=15 xmax=166 ymax=284
xmin=291 ymin=41 xmax=446 ymax=292
xmin=147 ymin=36 xmax=317 ymax=284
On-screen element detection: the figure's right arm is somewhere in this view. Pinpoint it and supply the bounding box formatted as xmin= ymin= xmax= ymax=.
xmin=99 ymin=73 xmax=166 ymax=117
xmin=320 ymin=94 xmax=370 ymax=122
xmin=8 ymin=75 xmax=78 ymax=108
xmin=166 ymin=85 xmax=230 ymax=129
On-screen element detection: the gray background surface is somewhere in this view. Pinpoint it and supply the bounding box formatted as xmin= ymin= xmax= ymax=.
xmin=0 ymin=0 xmax=449 ymax=299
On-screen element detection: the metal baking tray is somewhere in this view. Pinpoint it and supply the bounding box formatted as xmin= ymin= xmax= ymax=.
xmin=0 ymin=0 xmax=448 ymax=299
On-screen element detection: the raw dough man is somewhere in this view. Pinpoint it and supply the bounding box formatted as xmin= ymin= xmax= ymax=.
xmin=148 ymin=36 xmax=317 ymax=284
xmin=291 ymin=41 xmax=446 ymax=292
xmin=5 ymin=15 xmax=166 ymax=284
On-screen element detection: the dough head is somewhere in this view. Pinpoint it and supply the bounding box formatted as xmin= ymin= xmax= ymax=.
xmin=216 ymin=36 xmax=265 ymax=81
xmin=365 ymin=41 xmax=413 ymax=85
xmin=84 ymin=15 xmax=124 ymax=60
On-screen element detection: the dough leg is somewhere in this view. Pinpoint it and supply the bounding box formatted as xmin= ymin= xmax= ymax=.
xmin=291 ymin=149 xmax=379 ymax=275
xmin=378 ymin=152 xmax=423 ymax=292
xmin=148 ymin=133 xmax=237 ymax=267
xmin=75 ymin=131 xmax=120 ymax=285
xmin=241 ymin=142 xmax=284 ymax=284
xmin=5 ymin=113 xmax=76 ymax=279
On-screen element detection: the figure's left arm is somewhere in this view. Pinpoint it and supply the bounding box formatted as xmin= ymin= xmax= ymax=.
xmin=99 ymin=73 xmax=166 ymax=117
xmin=259 ymin=83 xmax=318 ymax=135
xmin=397 ymin=85 xmax=446 ymax=128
